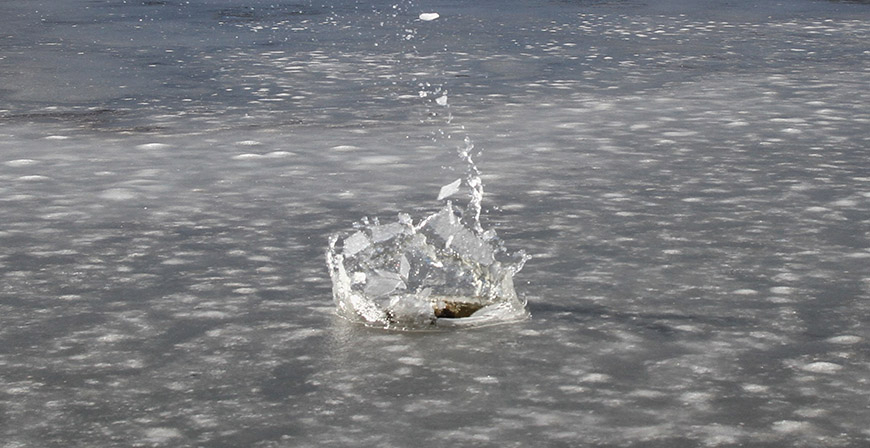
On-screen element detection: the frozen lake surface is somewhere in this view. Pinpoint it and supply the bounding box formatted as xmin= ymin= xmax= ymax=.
xmin=2 ymin=0 xmax=870 ymax=446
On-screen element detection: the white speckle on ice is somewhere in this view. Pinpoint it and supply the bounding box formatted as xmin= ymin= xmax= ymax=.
xmin=770 ymin=286 xmax=795 ymax=295
xmin=794 ymin=408 xmax=828 ymax=418
xmin=189 ymin=310 xmax=231 ymax=319
xmin=741 ymin=383 xmax=769 ymax=393
xmin=437 ymin=178 xmax=462 ymax=200
xmin=680 ymin=391 xmax=713 ymax=405
xmin=435 ymin=95 xmax=448 ymax=106
xmin=393 ymin=367 xmax=413 ymax=376
xmin=18 ymin=175 xmax=50 ymax=181
xmin=44 ymin=135 xmax=70 ymax=140
xmin=800 ymin=361 xmax=843 ymax=373
xmin=725 ymin=120 xmax=749 ymax=127
xmin=831 ymin=198 xmax=858 ymax=207
xmin=826 ymin=335 xmax=862 ymax=344
xmin=100 ymin=189 xmax=137 ymax=201
xmin=232 ymin=153 xmax=263 ymax=160
xmin=474 ymin=375 xmax=499 ymax=384
xmin=5 ymin=386 xmax=32 ymax=395
xmin=580 ymin=373 xmax=611 ymax=383
xmin=143 ymin=427 xmax=183 ymax=443
xmin=805 ymin=206 xmax=829 ymax=213
xmin=4 ymin=159 xmax=39 ymax=167
xmin=844 ymin=251 xmax=870 ymax=258
xmin=662 ymin=130 xmax=698 ymax=137
xmin=331 ymin=145 xmax=359 ymax=152
xmin=236 ymin=140 xmax=261 ymax=146
xmin=772 ymin=272 xmax=800 ymax=282
xmin=136 ymin=143 xmax=169 ymax=150
xmin=419 ymin=12 xmax=439 ymax=21
xmin=265 ymin=151 xmax=294 ymax=158
xmin=558 ymin=385 xmax=587 ymax=393
xmin=233 ymin=287 xmax=257 ymax=294
xmin=733 ymin=289 xmax=758 ymax=295
xmin=772 ymin=420 xmax=813 ymax=433
xmin=770 ymin=117 xmax=806 ymax=124
xmin=398 ymin=356 xmax=425 ymax=366
xmin=97 ymin=333 xmax=128 ymax=343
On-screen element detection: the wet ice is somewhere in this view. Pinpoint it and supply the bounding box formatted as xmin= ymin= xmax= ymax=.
xmin=2 ymin=0 xmax=870 ymax=446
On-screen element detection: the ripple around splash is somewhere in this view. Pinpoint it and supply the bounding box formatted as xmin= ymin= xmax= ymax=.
xmin=326 ymin=140 xmax=530 ymax=331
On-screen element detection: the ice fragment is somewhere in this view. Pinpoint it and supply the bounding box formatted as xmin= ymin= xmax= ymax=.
xmin=351 ymin=272 xmax=366 ymax=284
xmin=371 ymin=222 xmax=405 ymax=243
xmin=399 ymin=255 xmax=411 ymax=280
xmin=364 ymin=270 xmax=405 ymax=298
xmin=342 ymin=231 xmax=370 ymax=257
xmin=387 ymin=294 xmax=435 ymax=327
xmin=437 ymin=178 xmax=462 ymax=200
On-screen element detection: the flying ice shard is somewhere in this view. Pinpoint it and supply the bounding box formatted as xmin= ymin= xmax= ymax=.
xmin=437 ymin=178 xmax=462 ymax=200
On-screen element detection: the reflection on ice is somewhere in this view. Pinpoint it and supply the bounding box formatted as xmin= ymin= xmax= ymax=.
xmin=326 ymin=144 xmax=529 ymax=330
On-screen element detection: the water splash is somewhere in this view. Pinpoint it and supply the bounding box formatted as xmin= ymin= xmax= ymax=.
xmin=326 ymin=137 xmax=530 ymax=331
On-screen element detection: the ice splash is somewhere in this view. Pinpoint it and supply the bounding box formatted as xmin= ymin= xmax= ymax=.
xmin=326 ymin=138 xmax=530 ymax=330
xmin=325 ymin=7 xmax=529 ymax=330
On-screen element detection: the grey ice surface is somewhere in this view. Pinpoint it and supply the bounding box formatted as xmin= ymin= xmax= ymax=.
xmin=2 ymin=0 xmax=870 ymax=446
